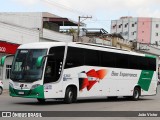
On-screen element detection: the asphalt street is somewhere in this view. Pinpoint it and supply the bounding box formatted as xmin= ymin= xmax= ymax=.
xmin=0 ymin=86 xmax=160 ymax=120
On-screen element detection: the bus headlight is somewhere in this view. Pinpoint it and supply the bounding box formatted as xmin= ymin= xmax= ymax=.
xmin=31 ymin=84 xmax=41 ymax=90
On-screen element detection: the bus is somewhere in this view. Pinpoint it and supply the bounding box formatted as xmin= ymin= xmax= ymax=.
xmin=0 ymin=42 xmax=158 ymax=103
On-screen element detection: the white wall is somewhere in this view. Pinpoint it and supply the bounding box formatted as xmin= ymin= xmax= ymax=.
xmin=111 ymin=20 xmax=117 ymax=33
xmin=111 ymin=18 xmax=138 ymax=41
xmin=0 ymin=12 xmax=42 ymax=29
xmin=116 ymin=19 xmax=123 ymax=34
xmin=2 ymin=56 xmax=14 ymax=89
xmin=0 ymin=22 xmax=40 ymax=44
xmin=121 ymin=18 xmax=129 ymax=40
xmin=151 ymin=18 xmax=160 ymax=45
xmin=42 ymin=28 xmax=73 ymax=42
xmin=128 ymin=18 xmax=137 ymax=41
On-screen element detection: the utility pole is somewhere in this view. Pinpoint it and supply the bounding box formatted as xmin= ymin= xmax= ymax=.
xmin=77 ymin=16 xmax=92 ymax=42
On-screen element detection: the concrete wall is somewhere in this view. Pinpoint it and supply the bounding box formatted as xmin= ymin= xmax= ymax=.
xmin=111 ymin=20 xmax=117 ymax=33
xmin=137 ymin=18 xmax=151 ymax=43
xmin=0 ymin=22 xmax=40 ymax=44
xmin=111 ymin=18 xmax=138 ymax=41
xmin=128 ymin=18 xmax=137 ymax=41
xmin=0 ymin=54 xmax=14 ymax=89
xmin=151 ymin=18 xmax=160 ymax=45
xmin=0 ymin=12 xmax=42 ymax=29
xmin=42 ymin=28 xmax=73 ymax=42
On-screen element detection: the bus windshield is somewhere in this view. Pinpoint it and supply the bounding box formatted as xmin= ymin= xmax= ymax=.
xmin=11 ymin=49 xmax=47 ymax=82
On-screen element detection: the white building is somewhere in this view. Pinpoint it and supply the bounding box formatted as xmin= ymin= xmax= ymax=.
xmin=0 ymin=12 xmax=78 ymax=89
xmin=111 ymin=16 xmax=160 ymax=45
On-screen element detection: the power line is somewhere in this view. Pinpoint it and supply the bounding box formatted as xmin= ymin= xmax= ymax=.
xmin=41 ymin=0 xmax=88 ymax=16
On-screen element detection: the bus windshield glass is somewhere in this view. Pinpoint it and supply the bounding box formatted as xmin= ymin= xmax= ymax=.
xmin=11 ymin=49 xmax=47 ymax=82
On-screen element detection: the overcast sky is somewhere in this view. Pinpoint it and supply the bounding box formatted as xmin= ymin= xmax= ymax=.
xmin=1 ymin=0 xmax=160 ymax=32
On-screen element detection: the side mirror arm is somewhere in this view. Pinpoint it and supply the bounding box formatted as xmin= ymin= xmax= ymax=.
xmin=36 ymin=54 xmax=54 ymax=68
xmin=0 ymin=55 xmax=14 ymax=67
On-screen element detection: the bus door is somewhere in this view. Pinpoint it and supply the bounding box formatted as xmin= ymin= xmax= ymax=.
xmin=43 ymin=46 xmax=65 ymax=98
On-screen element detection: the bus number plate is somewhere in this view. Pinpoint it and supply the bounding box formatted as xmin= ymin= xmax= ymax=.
xmin=18 ymin=91 xmax=24 ymax=95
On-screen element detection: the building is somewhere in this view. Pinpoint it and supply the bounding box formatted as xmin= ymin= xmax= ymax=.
xmin=111 ymin=16 xmax=160 ymax=45
xmin=0 ymin=12 xmax=78 ymax=89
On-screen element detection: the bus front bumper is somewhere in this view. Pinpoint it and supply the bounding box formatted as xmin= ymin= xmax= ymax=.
xmin=9 ymin=85 xmax=44 ymax=99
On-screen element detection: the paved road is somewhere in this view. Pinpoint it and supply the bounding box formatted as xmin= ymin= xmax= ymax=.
xmin=0 ymin=86 xmax=160 ymax=120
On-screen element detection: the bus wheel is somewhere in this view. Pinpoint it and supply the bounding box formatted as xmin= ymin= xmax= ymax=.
xmin=0 ymin=87 xmax=3 ymax=95
xmin=132 ymin=87 xmax=140 ymax=101
xmin=37 ymin=98 xmax=45 ymax=103
xmin=64 ymin=87 xmax=75 ymax=104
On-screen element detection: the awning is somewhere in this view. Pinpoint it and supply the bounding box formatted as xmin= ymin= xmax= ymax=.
xmin=43 ymin=17 xmax=85 ymax=26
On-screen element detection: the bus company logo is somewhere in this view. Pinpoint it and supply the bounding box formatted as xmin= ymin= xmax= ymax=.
xmin=78 ymin=69 xmax=107 ymax=91
xmin=0 ymin=47 xmax=6 ymax=52
xmin=20 ymin=84 xmax=24 ymax=89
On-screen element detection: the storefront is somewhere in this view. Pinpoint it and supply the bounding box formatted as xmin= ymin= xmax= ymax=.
xmin=0 ymin=41 xmax=19 ymax=89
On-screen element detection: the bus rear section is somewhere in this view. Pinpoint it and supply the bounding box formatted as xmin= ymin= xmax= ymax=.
xmin=62 ymin=45 xmax=157 ymax=103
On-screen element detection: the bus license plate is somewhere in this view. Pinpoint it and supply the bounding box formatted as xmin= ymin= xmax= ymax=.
xmin=18 ymin=91 xmax=24 ymax=95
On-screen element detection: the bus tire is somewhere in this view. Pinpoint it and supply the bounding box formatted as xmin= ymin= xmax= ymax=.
xmin=132 ymin=87 xmax=140 ymax=101
xmin=0 ymin=87 xmax=3 ymax=95
xmin=37 ymin=98 xmax=45 ymax=103
xmin=64 ymin=87 xmax=75 ymax=104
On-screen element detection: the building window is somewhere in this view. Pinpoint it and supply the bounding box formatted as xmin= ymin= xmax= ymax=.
xmin=156 ymin=33 xmax=159 ymax=36
xmin=112 ymin=25 xmax=116 ymax=29
xmin=156 ymin=24 xmax=159 ymax=28
xmin=5 ymin=65 xmax=12 ymax=79
xmin=125 ymin=23 xmax=128 ymax=28
xmin=132 ymin=24 xmax=134 ymax=27
xmin=119 ymin=25 xmax=121 ymax=28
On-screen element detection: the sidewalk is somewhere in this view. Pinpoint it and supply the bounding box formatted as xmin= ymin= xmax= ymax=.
xmin=3 ymin=89 xmax=9 ymax=94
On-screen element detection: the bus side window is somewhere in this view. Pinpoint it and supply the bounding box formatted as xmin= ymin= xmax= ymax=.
xmin=116 ymin=53 xmax=129 ymax=69
xmin=148 ymin=58 xmax=156 ymax=71
xmin=65 ymin=47 xmax=84 ymax=68
xmin=84 ymin=49 xmax=100 ymax=66
xmin=101 ymin=51 xmax=116 ymax=67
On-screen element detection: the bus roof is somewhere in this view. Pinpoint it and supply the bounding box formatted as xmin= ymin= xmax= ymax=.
xmin=18 ymin=42 xmax=66 ymax=49
xmin=18 ymin=42 xmax=155 ymax=58
xmin=69 ymin=42 xmax=145 ymax=57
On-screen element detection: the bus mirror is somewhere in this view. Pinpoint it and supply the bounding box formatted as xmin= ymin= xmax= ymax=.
xmin=36 ymin=54 xmax=54 ymax=68
xmin=0 ymin=56 xmax=7 ymax=67
xmin=36 ymin=56 xmax=44 ymax=68
xmin=0 ymin=55 xmax=14 ymax=67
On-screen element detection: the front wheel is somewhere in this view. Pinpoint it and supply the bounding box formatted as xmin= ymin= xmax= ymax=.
xmin=132 ymin=87 xmax=140 ymax=101
xmin=64 ymin=87 xmax=76 ymax=104
xmin=37 ymin=98 xmax=46 ymax=103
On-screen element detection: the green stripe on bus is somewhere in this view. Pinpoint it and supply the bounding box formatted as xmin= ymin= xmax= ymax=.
xmin=9 ymin=85 xmax=44 ymax=98
xmin=137 ymin=70 xmax=154 ymax=91
xmin=145 ymin=54 xmax=156 ymax=59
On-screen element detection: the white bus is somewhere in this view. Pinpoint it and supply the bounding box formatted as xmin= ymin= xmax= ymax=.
xmin=0 ymin=42 xmax=158 ymax=103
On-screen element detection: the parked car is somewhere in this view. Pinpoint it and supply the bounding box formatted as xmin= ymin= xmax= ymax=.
xmin=0 ymin=80 xmax=3 ymax=95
